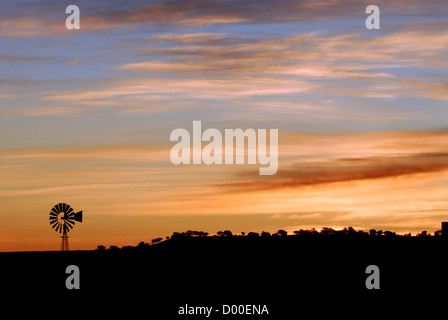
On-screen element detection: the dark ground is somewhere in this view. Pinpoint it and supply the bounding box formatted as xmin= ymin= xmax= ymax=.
xmin=1 ymin=236 xmax=446 ymax=317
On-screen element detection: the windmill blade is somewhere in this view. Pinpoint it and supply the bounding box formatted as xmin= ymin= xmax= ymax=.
xmin=65 ymin=220 xmax=74 ymax=228
xmin=66 ymin=206 xmax=74 ymax=215
xmin=49 ymin=215 xmax=57 ymax=221
xmin=66 ymin=222 xmax=73 ymax=230
xmin=50 ymin=219 xmax=58 ymax=226
xmin=64 ymin=203 xmax=73 ymax=215
xmin=61 ymin=203 xmax=68 ymax=213
xmin=57 ymin=203 xmax=63 ymax=213
xmin=50 ymin=208 xmax=59 ymax=216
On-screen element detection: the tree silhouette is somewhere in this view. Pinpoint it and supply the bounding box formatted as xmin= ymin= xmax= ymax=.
xmin=247 ymin=232 xmax=259 ymax=238
xmin=185 ymin=230 xmax=195 ymax=237
xmin=170 ymin=232 xmax=183 ymax=240
xmin=195 ymin=231 xmax=209 ymax=237
xmin=261 ymin=231 xmax=271 ymax=237
xmin=276 ymin=229 xmax=287 ymax=237
xmin=138 ymin=241 xmax=150 ymax=249
xmin=384 ymin=230 xmax=396 ymax=237
xmin=343 ymin=227 xmax=356 ymax=236
xmin=321 ymin=227 xmax=335 ymax=235
xmin=293 ymin=229 xmax=311 ymax=236
xmin=151 ymin=238 xmax=163 ymax=244
xmin=223 ymin=230 xmax=233 ymax=237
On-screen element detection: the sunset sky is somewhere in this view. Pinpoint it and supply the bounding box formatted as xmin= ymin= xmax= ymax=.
xmin=1 ymin=0 xmax=448 ymax=251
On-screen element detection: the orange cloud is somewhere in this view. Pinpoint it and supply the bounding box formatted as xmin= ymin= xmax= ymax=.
xmin=0 ymin=18 xmax=60 ymax=37
xmin=38 ymin=76 xmax=314 ymax=102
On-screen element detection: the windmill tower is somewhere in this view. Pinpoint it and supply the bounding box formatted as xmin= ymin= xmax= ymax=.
xmin=49 ymin=203 xmax=83 ymax=251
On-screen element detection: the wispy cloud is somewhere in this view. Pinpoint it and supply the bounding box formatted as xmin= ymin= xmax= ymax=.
xmin=123 ymin=29 xmax=448 ymax=100
xmin=38 ymin=76 xmax=314 ymax=101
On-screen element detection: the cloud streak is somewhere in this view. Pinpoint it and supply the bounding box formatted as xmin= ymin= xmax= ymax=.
xmin=222 ymin=153 xmax=448 ymax=193
xmin=2 ymin=0 xmax=447 ymax=37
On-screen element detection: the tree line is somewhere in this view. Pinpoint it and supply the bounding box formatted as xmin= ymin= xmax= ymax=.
xmin=96 ymin=226 xmax=442 ymax=251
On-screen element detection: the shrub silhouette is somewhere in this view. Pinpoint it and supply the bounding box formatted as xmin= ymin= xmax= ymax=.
xmin=276 ymin=229 xmax=287 ymax=237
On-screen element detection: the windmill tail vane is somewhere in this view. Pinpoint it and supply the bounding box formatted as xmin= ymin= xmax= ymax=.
xmin=49 ymin=203 xmax=83 ymax=251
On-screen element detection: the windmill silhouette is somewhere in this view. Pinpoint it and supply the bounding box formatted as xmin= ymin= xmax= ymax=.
xmin=49 ymin=203 xmax=83 ymax=251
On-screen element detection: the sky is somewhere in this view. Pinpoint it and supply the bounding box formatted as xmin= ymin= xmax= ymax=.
xmin=1 ymin=0 xmax=448 ymax=251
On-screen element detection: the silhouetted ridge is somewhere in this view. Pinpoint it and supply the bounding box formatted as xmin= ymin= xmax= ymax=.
xmin=2 ymin=223 xmax=448 ymax=315
xmin=95 ymin=225 xmax=446 ymax=252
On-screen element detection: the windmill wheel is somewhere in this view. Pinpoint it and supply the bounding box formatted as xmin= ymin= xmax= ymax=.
xmin=49 ymin=203 xmax=82 ymax=234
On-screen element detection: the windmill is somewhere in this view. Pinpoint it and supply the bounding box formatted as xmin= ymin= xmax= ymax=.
xmin=49 ymin=203 xmax=83 ymax=251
